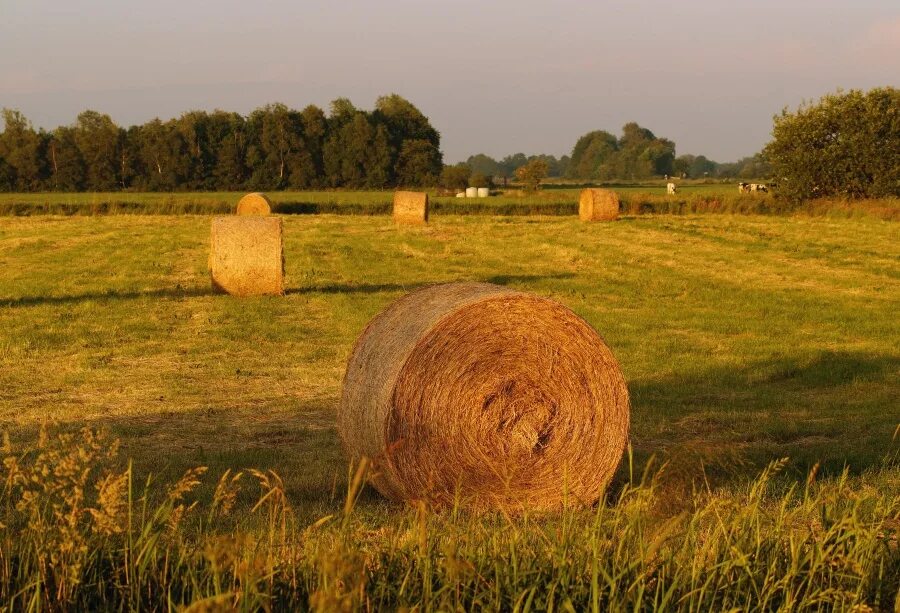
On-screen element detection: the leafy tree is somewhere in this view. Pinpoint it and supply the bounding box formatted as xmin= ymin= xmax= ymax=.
xmin=0 ymin=109 xmax=44 ymax=190
xmin=298 ymin=105 xmax=327 ymax=186
xmin=466 ymin=153 xmax=502 ymax=178
xmin=469 ymin=172 xmax=490 ymax=188
xmin=374 ymin=94 xmax=440 ymax=149
xmin=514 ymin=159 xmax=548 ymax=191
xmin=499 ymin=153 xmax=528 ymax=178
xmin=764 ymin=87 xmax=899 ymax=199
xmin=567 ymin=130 xmax=617 ymax=179
xmin=395 ymin=139 xmax=441 ymax=186
xmin=207 ymin=111 xmax=248 ymax=190
xmin=323 ymin=113 xmax=393 ymax=188
xmin=74 ymin=111 xmax=123 ymax=190
xmin=46 ymin=126 xmax=85 ymax=190
xmin=440 ymin=164 xmax=470 ymax=191
xmin=246 ymin=103 xmax=306 ymax=189
xmin=136 ymin=119 xmax=189 ymax=190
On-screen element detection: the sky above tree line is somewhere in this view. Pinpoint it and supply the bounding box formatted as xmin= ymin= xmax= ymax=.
xmin=1 ymin=0 xmax=897 ymax=164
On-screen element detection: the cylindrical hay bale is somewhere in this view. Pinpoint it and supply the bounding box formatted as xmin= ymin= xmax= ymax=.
xmin=465 ymin=187 xmax=478 ymax=198
xmin=209 ymin=217 xmax=284 ymax=296
xmin=578 ymin=188 xmax=620 ymax=221
xmin=236 ymin=192 xmax=273 ymax=216
xmin=477 ymin=187 xmax=490 ymax=198
xmin=455 ymin=192 xmax=466 ymax=198
xmin=393 ymin=191 xmax=429 ymax=225
xmin=339 ymin=282 xmax=630 ymax=511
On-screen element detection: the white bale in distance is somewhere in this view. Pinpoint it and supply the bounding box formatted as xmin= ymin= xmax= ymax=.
xmin=456 ymin=192 xmax=466 ymax=198
xmin=477 ymin=187 xmax=490 ymax=198
xmin=465 ymin=187 xmax=478 ymax=198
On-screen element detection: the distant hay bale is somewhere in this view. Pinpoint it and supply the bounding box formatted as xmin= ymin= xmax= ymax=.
xmin=477 ymin=187 xmax=490 ymax=198
xmin=236 ymin=192 xmax=273 ymax=216
xmin=579 ymin=189 xmax=620 ymax=221
xmin=465 ymin=187 xmax=478 ymax=198
xmin=338 ymin=282 xmax=630 ymax=511
xmin=208 ymin=217 xmax=284 ymax=297
xmin=393 ymin=191 xmax=429 ymax=225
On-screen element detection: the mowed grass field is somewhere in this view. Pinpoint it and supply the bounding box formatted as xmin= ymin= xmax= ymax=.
xmin=1 ymin=213 xmax=898 ymax=608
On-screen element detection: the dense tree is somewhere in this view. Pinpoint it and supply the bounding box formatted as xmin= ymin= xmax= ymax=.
xmin=47 ymin=126 xmax=85 ymax=190
xmin=764 ymin=87 xmax=899 ymax=199
xmin=439 ymin=164 xmax=470 ymax=191
xmin=469 ymin=172 xmax=490 ymax=188
xmin=395 ymin=139 xmax=441 ymax=186
xmin=567 ymin=130 xmax=617 ymax=179
xmin=323 ymin=112 xmax=394 ymax=188
xmin=466 ymin=153 xmax=502 ymax=178
xmin=566 ymin=123 xmax=675 ymax=180
xmin=74 ymin=111 xmax=123 ymax=190
xmin=0 ymin=109 xmax=44 ymax=191
xmin=515 ymin=159 xmax=549 ymax=191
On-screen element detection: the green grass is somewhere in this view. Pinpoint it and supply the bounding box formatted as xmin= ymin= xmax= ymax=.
xmin=0 ymin=214 xmax=898 ymax=609
xmin=2 ymin=188 xmax=896 ymax=219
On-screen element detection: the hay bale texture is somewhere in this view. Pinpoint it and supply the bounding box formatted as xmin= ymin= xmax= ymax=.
xmin=236 ymin=192 xmax=273 ymax=216
xmin=339 ymin=282 xmax=630 ymax=510
xmin=393 ymin=191 xmax=429 ymax=225
xmin=209 ymin=217 xmax=284 ymax=296
xmin=579 ymin=188 xmax=620 ymax=221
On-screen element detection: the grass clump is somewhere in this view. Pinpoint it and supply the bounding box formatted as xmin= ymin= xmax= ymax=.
xmin=1 ymin=427 xmax=898 ymax=610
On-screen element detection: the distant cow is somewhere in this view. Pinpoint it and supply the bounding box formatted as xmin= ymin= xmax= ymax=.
xmin=738 ymin=182 xmax=750 ymax=194
xmin=750 ymin=183 xmax=769 ymax=193
xmin=667 ymin=182 xmax=677 ymax=194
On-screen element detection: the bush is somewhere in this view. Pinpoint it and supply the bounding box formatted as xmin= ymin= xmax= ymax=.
xmin=764 ymin=88 xmax=900 ymax=200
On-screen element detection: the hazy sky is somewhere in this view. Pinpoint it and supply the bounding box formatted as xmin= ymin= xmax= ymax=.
xmin=1 ymin=1 xmax=898 ymax=162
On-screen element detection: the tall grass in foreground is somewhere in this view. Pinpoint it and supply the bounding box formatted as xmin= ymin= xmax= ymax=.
xmin=1 ymin=428 xmax=898 ymax=611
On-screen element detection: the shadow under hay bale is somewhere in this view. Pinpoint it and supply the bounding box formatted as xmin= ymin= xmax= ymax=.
xmin=393 ymin=191 xmax=429 ymax=225
xmin=339 ymin=282 xmax=630 ymax=511
xmin=208 ymin=217 xmax=284 ymax=297
xmin=579 ymin=188 xmax=620 ymax=221
xmin=236 ymin=192 xmax=273 ymax=216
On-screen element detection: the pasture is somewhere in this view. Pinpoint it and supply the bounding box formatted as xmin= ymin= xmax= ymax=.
xmin=1 ymin=213 xmax=898 ymax=609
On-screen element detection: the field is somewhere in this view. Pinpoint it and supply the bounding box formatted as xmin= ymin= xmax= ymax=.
xmin=1 ymin=213 xmax=898 ymax=609
xmin=2 ymin=185 xmax=898 ymax=219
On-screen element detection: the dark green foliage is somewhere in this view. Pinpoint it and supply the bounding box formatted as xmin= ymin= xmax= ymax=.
xmin=0 ymin=95 xmax=442 ymax=191
xmin=567 ymin=123 xmax=676 ymax=180
xmin=0 ymin=109 xmax=44 ymax=191
xmin=764 ymin=87 xmax=900 ymax=200
xmin=465 ymin=153 xmax=502 ymax=178
xmin=439 ymin=164 xmax=470 ymax=190
xmin=395 ymin=139 xmax=441 ymax=187
xmin=514 ymin=159 xmax=549 ymax=191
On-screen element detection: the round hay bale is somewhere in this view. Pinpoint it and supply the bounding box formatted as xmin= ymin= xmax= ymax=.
xmin=338 ymin=282 xmax=630 ymax=511
xmin=209 ymin=216 xmax=284 ymax=296
xmin=579 ymin=188 xmax=620 ymax=221
xmin=236 ymin=192 xmax=273 ymax=216
xmin=393 ymin=191 xmax=429 ymax=225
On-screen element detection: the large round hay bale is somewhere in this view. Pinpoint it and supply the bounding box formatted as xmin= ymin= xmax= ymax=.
xmin=208 ymin=217 xmax=284 ymax=296
xmin=339 ymin=282 xmax=630 ymax=510
xmin=393 ymin=191 xmax=429 ymax=225
xmin=236 ymin=192 xmax=273 ymax=216
xmin=579 ymin=188 xmax=620 ymax=221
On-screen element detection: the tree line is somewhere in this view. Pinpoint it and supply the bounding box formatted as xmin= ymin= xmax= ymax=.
xmin=0 ymin=94 xmax=443 ymax=192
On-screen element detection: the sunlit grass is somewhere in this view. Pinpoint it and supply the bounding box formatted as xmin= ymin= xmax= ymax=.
xmin=0 ymin=213 xmax=898 ymax=608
